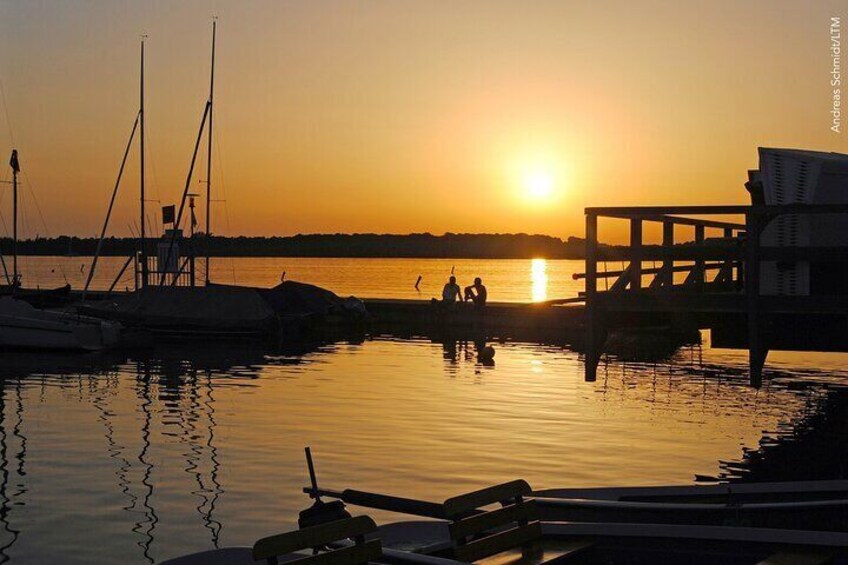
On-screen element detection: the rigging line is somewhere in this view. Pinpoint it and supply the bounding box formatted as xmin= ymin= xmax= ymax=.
xmin=143 ymin=118 xmax=163 ymax=207
xmin=213 ymin=120 xmax=236 ymax=284
xmin=143 ymin=126 xmax=163 ymax=239
xmin=84 ymin=112 xmax=140 ymax=297
xmin=159 ymin=100 xmax=210 ymax=286
xmin=20 ymin=171 xmax=69 ymax=284
xmin=0 ymin=80 xmax=16 ymax=146
xmin=0 ymin=201 xmax=8 ymax=237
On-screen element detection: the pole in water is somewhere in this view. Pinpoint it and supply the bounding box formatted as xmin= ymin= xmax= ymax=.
xmin=451 ymin=265 xmax=455 ymax=275
xmin=415 ymin=275 xmax=422 ymax=290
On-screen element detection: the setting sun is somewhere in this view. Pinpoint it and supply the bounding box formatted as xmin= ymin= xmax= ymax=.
xmin=523 ymin=170 xmax=555 ymax=200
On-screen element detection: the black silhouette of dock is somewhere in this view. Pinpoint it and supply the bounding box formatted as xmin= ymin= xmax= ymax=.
xmin=582 ymin=204 xmax=848 ymax=387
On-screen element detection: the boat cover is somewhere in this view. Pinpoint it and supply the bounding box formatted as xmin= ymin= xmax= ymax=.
xmin=253 ymin=280 xmax=367 ymax=318
xmin=85 ymin=285 xmax=276 ymax=332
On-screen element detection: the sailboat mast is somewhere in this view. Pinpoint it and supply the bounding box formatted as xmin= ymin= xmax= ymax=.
xmin=205 ymin=19 xmax=216 ymax=285
xmin=140 ymin=37 xmax=147 ymax=288
xmin=10 ymin=150 xmax=17 ymax=287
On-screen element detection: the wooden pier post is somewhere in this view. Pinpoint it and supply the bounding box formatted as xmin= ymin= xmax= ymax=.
xmin=694 ymin=224 xmax=705 ymax=288
xmin=630 ymin=218 xmax=642 ymax=290
xmin=585 ymin=212 xmax=603 ymax=381
xmin=745 ymin=213 xmax=767 ymax=387
xmin=662 ymin=221 xmax=673 ymax=287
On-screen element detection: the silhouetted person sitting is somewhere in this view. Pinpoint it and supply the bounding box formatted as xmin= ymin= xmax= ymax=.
xmin=464 ymin=277 xmax=487 ymax=308
xmin=432 ymin=275 xmax=462 ymax=309
xmin=442 ymin=276 xmax=462 ymax=303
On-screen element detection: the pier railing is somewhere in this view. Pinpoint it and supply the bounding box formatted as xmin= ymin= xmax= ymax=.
xmin=581 ymin=204 xmax=848 ymax=386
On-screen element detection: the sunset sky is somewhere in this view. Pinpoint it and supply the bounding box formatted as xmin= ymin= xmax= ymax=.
xmin=0 ymin=0 xmax=845 ymax=242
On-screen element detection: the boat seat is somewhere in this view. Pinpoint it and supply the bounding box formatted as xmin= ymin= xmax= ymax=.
xmin=377 ymin=480 xmax=593 ymax=565
xmin=374 ymin=520 xmax=453 ymax=554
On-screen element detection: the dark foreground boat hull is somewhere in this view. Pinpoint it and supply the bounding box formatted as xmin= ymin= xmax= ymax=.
xmin=533 ymin=480 xmax=848 ymax=532
xmin=161 ymin=520 xmax=848 ymax=565
xmin=535 ymin=496 xmax=848 ymax=531
xmin=372 ymin=520 xmax=848 ymax=565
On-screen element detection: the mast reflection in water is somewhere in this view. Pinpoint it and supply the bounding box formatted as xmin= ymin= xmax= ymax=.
xmin=0 ymin=338 xmax=845 ymax=564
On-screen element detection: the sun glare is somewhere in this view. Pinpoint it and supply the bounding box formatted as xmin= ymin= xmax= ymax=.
xmin=523 ymin=170 xmax=554 ymax=200
xmin=507 ymin=149 xmax=569 ymax=207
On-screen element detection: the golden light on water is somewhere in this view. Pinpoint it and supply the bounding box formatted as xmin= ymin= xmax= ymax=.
xmin=531 ymin=258 xmax=547 ymax=302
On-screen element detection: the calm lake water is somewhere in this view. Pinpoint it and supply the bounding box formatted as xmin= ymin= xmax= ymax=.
xmin=2 ymin=257 xmax=848 ymax=564
xmin=12 ymin=256 xmax=585 ymax=302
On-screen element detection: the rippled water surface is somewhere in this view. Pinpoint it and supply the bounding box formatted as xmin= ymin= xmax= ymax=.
xmin=0 ymin=334 xmax=847 ymax=564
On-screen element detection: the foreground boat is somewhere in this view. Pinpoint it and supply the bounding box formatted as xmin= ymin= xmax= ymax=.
xmin=162 ymin=480 xmax=848 ymax=565
xmin=302 ymin=479 xmax=848 ymax=533
xmin=0 ymin=296 xmax=121 ymax=351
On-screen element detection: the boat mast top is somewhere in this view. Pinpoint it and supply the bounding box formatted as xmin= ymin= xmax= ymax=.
xmin=205 ymin=18 xmax=216 ymax=285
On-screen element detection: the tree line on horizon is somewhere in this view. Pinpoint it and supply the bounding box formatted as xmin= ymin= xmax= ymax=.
xmin=0 ymin=232 xmax=598 ymax=259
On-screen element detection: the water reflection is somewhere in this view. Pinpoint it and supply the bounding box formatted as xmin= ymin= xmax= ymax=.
xmin=0 ymin=384 xmax=21 ymax=565
xmin=720 ymin=385 xmax=848 ymax=483
xmin=0 ymin=339 xmax=844 ymax=563
xmin=531 ymin=258 xmax=547 ymax=302
xmin=435 ymin=333 xmax=497 ymax=373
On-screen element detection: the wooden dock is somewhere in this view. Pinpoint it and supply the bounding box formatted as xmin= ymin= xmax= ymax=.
xmin=583 ymin=204 xmax=848 ymax=387
xmin=364 ymin=298 xmax=584 ymax=338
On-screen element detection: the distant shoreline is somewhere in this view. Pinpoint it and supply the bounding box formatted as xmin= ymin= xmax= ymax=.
xmin=1 ymin=233 xmax=596 ymax=260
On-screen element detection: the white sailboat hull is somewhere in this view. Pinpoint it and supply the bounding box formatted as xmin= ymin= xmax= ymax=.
xmin=0 ymin=297 xmax=120 ymax=351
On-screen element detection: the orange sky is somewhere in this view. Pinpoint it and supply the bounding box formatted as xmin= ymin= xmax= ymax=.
xmin=0 ymin=1 xmax=845 ymax=242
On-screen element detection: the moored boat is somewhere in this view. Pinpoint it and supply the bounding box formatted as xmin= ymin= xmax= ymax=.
xmin=0 ymin=296 xmax=120 ymax=351
xmin=162 ymin=478 xmax=848 ymax=565
xmin=0 ymin=283 xmax=72 ymax=308
xmin=305 ymin=479 xmax=848 ymax=533
xmin=79 ymin=284 xmax=278 ymax=338
xmin=0 ymin=150 xmax=123 ymax=351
